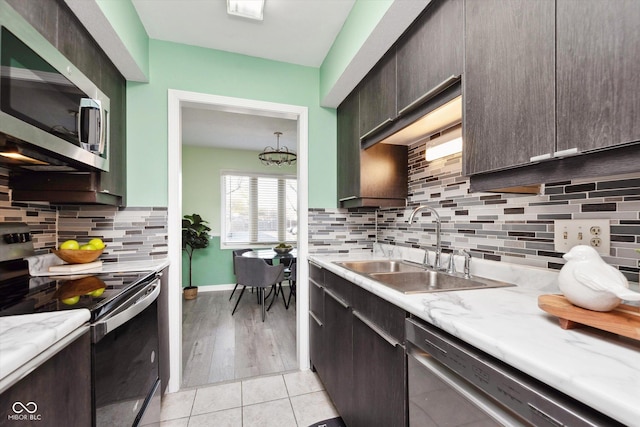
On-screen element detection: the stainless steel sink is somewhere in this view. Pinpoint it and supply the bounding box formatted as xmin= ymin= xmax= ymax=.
xmin=334 ymin=259 xmax=514 ymax=294
xmin=335 ymin=260 xmax=425 ymax=274
xmin=368 ymin=270 xmax=514 ymax=294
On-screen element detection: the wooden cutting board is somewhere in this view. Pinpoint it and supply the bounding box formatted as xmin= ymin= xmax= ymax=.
xmin=48 ymin=261 xmax=103 ymax=273
xmin=538 ymin=294 xmax=640 ymax=341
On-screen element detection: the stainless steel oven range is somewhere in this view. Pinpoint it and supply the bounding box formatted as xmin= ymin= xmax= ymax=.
xmin=0 ymin=223 xmax=161 ymax=426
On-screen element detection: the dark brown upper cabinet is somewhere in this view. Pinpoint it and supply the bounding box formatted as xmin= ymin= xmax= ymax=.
xmin=337 ymin=91 xmax=408 ymax=208
xmin=556 ymin=0 xmax=640 ymax=153
xmin=396 ymin=0 xmax=463 ymax=117
xmin=465 ymin=0 xmax=640 ymax=191
xmin=337 ymin=91 xmax=361 ymax=204
xmin=359 ymin=50 xmax=397 ymax=142
xmin=463 ymin=0 xmax=556 ymax=176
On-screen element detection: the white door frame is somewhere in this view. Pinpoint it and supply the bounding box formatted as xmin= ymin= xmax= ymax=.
xmin=167 ymin=89 xmax=310 ymax=393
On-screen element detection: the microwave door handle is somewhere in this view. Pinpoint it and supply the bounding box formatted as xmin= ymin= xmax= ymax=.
xmin=97 ymin=99 xmax=105 ymax=155
xmin=92 ymin=281 xmax=160 ymax=343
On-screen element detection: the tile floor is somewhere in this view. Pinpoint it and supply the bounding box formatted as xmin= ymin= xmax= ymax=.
xmin=160 ymin=370 xmax=339 ymax=427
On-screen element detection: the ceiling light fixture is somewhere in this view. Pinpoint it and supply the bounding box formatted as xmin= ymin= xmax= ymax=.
xmin=258 ymin=131 xmax=296 ymax=167
xmin=227 ymin=0 xmax=265 ymax=21
xmin=425 ymin=126 xmax=463 ymax=161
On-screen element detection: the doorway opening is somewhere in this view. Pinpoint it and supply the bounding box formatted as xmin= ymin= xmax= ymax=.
xmin=167 ymin=90 xmax=310 ymax=393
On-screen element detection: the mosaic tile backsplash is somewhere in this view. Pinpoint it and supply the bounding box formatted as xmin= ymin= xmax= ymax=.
xmin=309 ymin=145 xmax=640 ymax=282
xmin=1 ymin=167 xmax=168 ymax=262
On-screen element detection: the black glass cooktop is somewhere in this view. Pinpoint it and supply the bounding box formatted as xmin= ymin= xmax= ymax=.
xmin=0 ymin=270 xmax=156 ymax=321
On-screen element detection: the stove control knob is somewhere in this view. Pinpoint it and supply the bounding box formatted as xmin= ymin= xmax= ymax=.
xmin=3 ymin=233 xmax=18 ymax=243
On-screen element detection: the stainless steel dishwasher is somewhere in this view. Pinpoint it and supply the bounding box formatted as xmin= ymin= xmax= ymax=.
xmin=406 ymin=317 xmax=624 ymax=427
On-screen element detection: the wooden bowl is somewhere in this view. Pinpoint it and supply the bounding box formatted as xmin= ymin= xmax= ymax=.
xmin=52 ymin=248 xmax=104 ymax=264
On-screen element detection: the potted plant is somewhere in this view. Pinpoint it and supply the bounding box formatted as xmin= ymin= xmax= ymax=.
xmin=182 ymin=213 xmax=211 ymax=299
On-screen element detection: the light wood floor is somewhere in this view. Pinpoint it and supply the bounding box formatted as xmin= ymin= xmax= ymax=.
xmin=182 ymin=286 xmax=297 ymax=389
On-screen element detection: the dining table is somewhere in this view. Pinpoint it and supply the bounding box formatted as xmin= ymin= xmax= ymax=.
xmin=241 ymin=248 xmax=297 ymax=262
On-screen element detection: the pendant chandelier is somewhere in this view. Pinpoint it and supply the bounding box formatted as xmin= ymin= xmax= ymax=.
xmin=258 ymin=131 xmax=297 ymax=166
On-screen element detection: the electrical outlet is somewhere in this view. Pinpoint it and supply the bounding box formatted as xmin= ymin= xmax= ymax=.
xmin=554 ymin=219 xmax=610 ymax=255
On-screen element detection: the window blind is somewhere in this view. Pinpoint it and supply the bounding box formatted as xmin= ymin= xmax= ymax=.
xmin=222 ymin=173 xmax=297 ymax=246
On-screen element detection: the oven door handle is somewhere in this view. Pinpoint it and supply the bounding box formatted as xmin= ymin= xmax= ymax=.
xmin=92 ymin=280 xmax=160 ymax=343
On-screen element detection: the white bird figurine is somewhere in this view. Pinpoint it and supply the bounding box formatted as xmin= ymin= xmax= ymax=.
xmin=558 ymin=245 xmax=640 ymax=312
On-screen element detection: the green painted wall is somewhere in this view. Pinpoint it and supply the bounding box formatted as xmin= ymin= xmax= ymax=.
xmin=320 ymin=0 xmax=392 ymax=102
xmin=182 ymin=145 xmax=296 ymax=235
xmin=127 ymin=40 xmax=337 ymax=208
xmin=96 ymin=0 xmax=149 ymax=80
xmin=182 ymin=235 xmax=234 ymax=287
xmin=181 ymin=145 xmax=296 ymax=287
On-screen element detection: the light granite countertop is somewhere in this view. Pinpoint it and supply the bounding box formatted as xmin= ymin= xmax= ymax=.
xmin=309 ymin=244 xmax=640 ymax=426
xmin=27 ymin=254 xmax=170 ymax=276
xmin=0 ymin=310 xmax=90 ymax=391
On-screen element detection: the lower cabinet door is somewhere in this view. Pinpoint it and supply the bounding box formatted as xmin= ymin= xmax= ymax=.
xmin=0 ymin=331 xmax=91 ymax=426
xmin=323 ymin=291 xmax=354 ymax=425
xmin=309 ymin=311 xmax=325 ymax=375
xmin=352 ymin=314 xmax=407 ymax=427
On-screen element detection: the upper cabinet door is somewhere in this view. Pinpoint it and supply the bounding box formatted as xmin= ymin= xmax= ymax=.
xmin=556 ymin=0 xmax=640 ymax=153
xmin=396 ymin=0 xmax=463 ymax=116
xmin=337 ymin=91 xmax=361 ymax=203
xmin=463 ymin=0 xmax=555 ymax=175
xmin=359 ymin=50 xmax=396 ymax=141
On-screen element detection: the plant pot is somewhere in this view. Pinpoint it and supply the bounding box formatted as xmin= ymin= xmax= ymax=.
xmin=183 ymin=286 xmax=198 ymax=300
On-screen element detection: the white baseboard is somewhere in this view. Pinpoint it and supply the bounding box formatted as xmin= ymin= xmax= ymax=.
xmin=189 ymin=283 xmax=292 ymax=293
xmin=198 ymin=284 xmax=236 ymax=292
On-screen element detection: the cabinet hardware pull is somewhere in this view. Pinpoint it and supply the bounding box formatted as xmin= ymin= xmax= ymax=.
xmin=309 ymin=277 xmax=323 ymax=289
xmin=529 ymin=152 xmax=553 ymax=163
xmin=324 ymin=288 xmax=350 ymax=309
xmin=360 ymin=117 xmax=394 ymax=141
xmin=398 ymin=74 xmax=461 ymax=116
xmin=353 ymin=310 xmax=401 ymax=347
xmin=553 ymin=147 xmax=579 ymax=158
xmin=309 ymin=311 xmax=323 ymax=327
xmin=530 ymin=147 xmax=580 ymax=163
xmin=339 ymin=196 xmax=358 ymax=202
xmin=309 ymin=261 xmax=323 ymax=270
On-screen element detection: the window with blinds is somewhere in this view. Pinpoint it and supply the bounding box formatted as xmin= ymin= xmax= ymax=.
xmin=221 ymin=172 xmax=297 ymax=246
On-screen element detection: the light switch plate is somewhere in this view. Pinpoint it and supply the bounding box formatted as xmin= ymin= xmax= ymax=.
xmin=553 ymin=219 xmax=610 ymax=255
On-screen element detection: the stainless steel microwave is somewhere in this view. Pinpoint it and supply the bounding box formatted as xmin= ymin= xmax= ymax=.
xmin=0 ymin=0 xmax=110 ymax=172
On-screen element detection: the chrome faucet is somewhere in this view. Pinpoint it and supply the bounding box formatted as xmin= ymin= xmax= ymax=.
xmin=407 ymin=206 xmax=442 ymax=270
xmin=459 ymin=249 xmax=471 ymax=278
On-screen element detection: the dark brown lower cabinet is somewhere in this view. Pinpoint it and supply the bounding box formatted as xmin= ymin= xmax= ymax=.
xmin=309 ymin=273 xmax=325 ymax=376
xmin=0 ymin=330 xmax=91 ymax=426
xmin=322 ymin=288 xmax=355 ymax=426
xmin=309 ymin=267 xmax=407 ymax=427
xmin=352 ymin=312 xmax=407 ymax=427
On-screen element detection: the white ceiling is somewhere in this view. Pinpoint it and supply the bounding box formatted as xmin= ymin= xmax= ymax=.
xmin=131 ymin=0 xmax=354 ymax=151
xmin=182 ymin=108 xmax=297 ymax=151
xmin=131 ymin=0 xmax=356 ymax=68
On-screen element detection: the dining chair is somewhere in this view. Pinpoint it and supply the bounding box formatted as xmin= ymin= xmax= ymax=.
xmin=232 ymin=256 xmax=285 ymax=322
xmin=230 ymin=248 xmax=253 ymax=301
